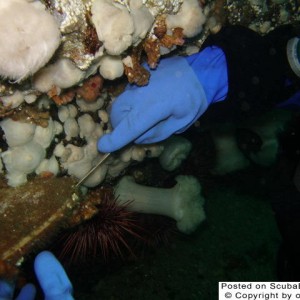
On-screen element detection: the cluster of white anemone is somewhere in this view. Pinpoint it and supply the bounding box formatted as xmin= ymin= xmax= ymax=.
xmin=0 ymin=117 xmax=61 ymax=187
xmin=0 ymin=100 xmax=194 ymax=188
xmin=0 ymin=0 xmax=207 ymax=233
xmin=0 ymin=0 xmax=206 ymax=85
xmin=0 ymin=0 xmax=206 ymax=186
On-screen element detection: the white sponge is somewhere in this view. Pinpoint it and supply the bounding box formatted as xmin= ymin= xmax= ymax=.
xmin=0 ymin=0 xmax=61 ymax=81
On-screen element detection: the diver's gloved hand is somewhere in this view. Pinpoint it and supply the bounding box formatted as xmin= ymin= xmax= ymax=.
xmin=0 ymin=251 xmax=74 ymax=300
xmin=0 ymin=280 xmax=36 ymax=300
xmin=98 ymin=46 xmax=228 ymax=153
xmin=34 ymin=251 xmax=73 ymax=300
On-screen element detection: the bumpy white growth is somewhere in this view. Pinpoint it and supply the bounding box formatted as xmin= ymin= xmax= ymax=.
xmin=36 ymin=156 xmax=60 ymax=176
xmin=33 ymin=118 xmax=56 ymax=149
xmin=166 ymin=0 xmax=206 ymax=37
xmin=115 ymin=175 xmax=206 ymax=233
xmin=130 ymin=0 xmax=154 ymax=45
xmin=68 ymin=105 xmax=78 ymax=118
xmin=211 ymin=111 xmax=292 ymax=175
xmin=99 ymin=55 xmax=124 ymax=80
xmin=54 ymin=143 xmax=71 ymax=161
xmin=54 ymin=121 xmax=63 ymax=136
xmin=62 ymin=144 xmax=84 ymax=164
xmin=76 ymin=97 xmax=105 ymax=112
xmin=0 ymin=119 xmax=36 ymax=147
xmin=65 ymin=156 xmax=92 ymax=179
xmin=0 ymin=116 xmax=64 ymax=186
xmin=74 ymin=156 xmax=108 ymax=187
xmin=212 ymin=130 xmax=250 ymax=175
xmin=84 ymin=140 xmax=101 ymax=159
xmin=91 ymin=0 xmax=134 ymax=55
xmin=131 ymin=146 xmax=146 ymax=161
xmin=33 ymin=58 xmax=85 ymax=93
xmin=144 ymin=144 xmax=164 ymax=157
xmin=107 ymin=158 xmax=131 ymax=177
xmin=4 ymin=173 xmax=27 ymax=188
xmin=24 ymin=93 xmax=38 ymax=104
xmin=91 ymin=126 xmax=105 ymax=142
xmin=64 ymin=117 xmax=79 ymax=141
xmin=37 ymin=96 xmax=52 ymax=111
xmin=159 ymin=136 xmax=192 ymax=171
xmin=58 ymin=105 xmax=78 ymax=123
xmin=60 ymin=143 xmax=108 ymax=187
xmin=0 ymin=0 xmax=210 ymax=189
xmin=78 ymin=114 xmax=96 ymax=139
xmin=106 ymin=143 xmax=163 ymax=177
xmin=185 ymin=45 xmax=201 ymax=56
xmin=50 ymin=102 xmax=110 ymax=187
xmin=98 ymin=110 xmax=109 ymax=123
xmin=0 ymin=0 xmax=60 ymax=81
xmin=120 ymin=146 xmax=134 ymax=163
xmin=58 ymin=106 xmax=70 ymax=123
xmin=1 ymin=141 xmax=45 ymax=187
xmin=1 ymin=91 xmax=24 ymax=109
xmin=248 ymin=111 xmax=291 ymax=166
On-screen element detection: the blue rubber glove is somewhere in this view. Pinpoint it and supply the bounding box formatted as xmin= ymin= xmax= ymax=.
xmin=0 ymin=280 xmax=36 ymax=300
xmin=98 ymin=46 xmax=228 ymax=153
xmin=0 ymin=251 xmax=73 ymax=300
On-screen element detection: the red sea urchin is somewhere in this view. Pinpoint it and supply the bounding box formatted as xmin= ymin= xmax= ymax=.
xmin=56 ymin=189 xmax=143 ymax=263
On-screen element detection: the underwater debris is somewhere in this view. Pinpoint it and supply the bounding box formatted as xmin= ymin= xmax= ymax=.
xmin=0 ymin=176 xmax=79 ymax=279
